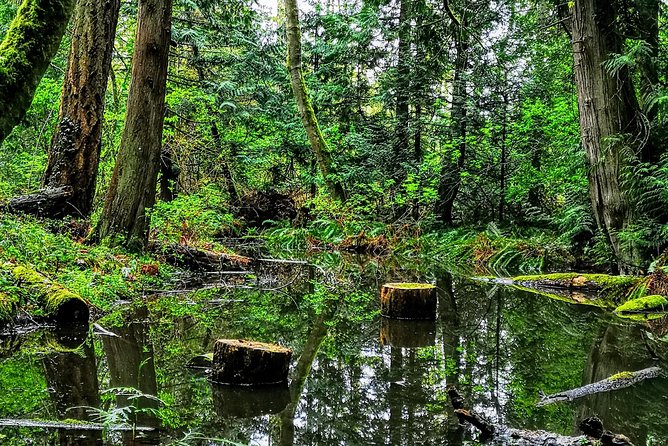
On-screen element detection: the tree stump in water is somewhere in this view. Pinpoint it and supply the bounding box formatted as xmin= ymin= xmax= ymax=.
xmin=380 ymin=283 xmax=437 ymax=320
xmin=211 ymin=339 xmax=292 ymax=385
xmin=380 ymin=318 xmax=436 ymax=348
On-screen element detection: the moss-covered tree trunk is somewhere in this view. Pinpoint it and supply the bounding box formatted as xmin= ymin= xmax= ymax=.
xmin=571 ymin=0 xmax=644 ymax=273
xmin=0 ymin=0 xmax=74 ymax=146
xmin=97 ymin=0 xmax=172 ymax=249
xmin=393 ymin=0 xmax=410 ymax=177
xmin=41 ymin=0 xmax=121 ymax=217
xmin=284 ymin=0 xmax=346 ymax=201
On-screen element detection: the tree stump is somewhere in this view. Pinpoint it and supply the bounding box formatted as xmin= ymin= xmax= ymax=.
xmin=380 ymin=283 xmax=437 ymax=320
xmin=380 ymin=318 xmax=436 ymax=348
xmin=211 ymin=339 xmax=292 ymax=385
xmin=212 ymin=383 xmax=290 ymax=418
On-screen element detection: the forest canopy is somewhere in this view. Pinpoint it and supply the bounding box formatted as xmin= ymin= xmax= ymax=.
xmin=0 ymin=0 xmax=667 ymax=274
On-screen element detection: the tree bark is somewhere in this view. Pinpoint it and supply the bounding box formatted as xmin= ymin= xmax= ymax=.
xmin=284 ymin=0 xmax=346 ymax=201
xmin=0 ymin=0 xmax=74 ymax=147
xmin=41 ymin=0 xmax=121 ymax=217
xmin=393 ymin=0 xmax=411 ymax=175
xmin=571 ymin=0 xmax=643 ymax=273
xmin=97 ymin=0 xmax=172 ymax=249
xmin=436 ymin=13 xmax=468 ymax=225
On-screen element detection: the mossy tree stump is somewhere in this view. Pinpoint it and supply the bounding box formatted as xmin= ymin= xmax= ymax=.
xmin=211 ymin=339 xmax=292 ymax=385
xmin=380 ymin=283 xmax=437 ymax=320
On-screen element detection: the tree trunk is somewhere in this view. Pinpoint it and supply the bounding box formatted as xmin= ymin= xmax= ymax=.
xmin=0 ymin=0 xmax=74 ymax=146
xmin=436 ymin=16 xmax=468 ymax=225
xmin=284 ymin=0 xmax=346 ymax=201
xmin=571 ymin=0 xmax=643 ymax=273
xmin=41 ymin=0 xmax=121 ymax=217
xmin=97 ymin=0 xmax=172 ymax=249
xmin=393 ymin=0 xmax=411 ymax=176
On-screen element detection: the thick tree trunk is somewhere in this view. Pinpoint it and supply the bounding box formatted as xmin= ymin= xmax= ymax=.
xmin=41 ymin=0 xmax=120 ymax=217
xmin=0 ymin=0 xmax=74 ymax=146
xmin=571 ymin=0 xmax=643 ymax=273
xmin=436 ymin=18 xmax=467 ymax=225
xmin=284 ymin=0 xmax=346 ymax=201
xmin=393 ymin=0 xmax=411 ymax=175
xmin=97 ymin=0 xmax=172 ymax=249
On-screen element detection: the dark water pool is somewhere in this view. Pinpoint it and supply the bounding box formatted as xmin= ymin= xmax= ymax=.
xmin=1 ymin=266 xmax=667 ymax=445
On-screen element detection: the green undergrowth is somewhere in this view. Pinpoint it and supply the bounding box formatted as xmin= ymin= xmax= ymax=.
xmin=0 ymin=215 xmax=174 ymax=312
xmin=263 ymin=218 xmax=574 ymax=274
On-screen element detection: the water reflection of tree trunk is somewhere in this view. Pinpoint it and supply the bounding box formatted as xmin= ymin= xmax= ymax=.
xmin=577 ymin=324 xmax=654 ymax=446
xmin=102 ymin=310 xmax=160 ymax=445
xmin=279 ymin=300 xmax=338 ymax=446
xmin=437 ymin=272 xmax=464 ymax=445
xmin=42 ymin=331 xmax=102 ymax=446
xmin=388 ymin=347 xmax=403 ymax=445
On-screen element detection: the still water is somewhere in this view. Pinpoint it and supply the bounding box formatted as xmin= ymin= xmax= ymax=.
xmin=0 ymin=261 xmax=667 ymax=445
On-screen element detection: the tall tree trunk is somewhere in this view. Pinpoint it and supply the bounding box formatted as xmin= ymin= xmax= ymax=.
xmin=571 ymin=0 xmax=643 ymax=272
xmin=0 ymin=0 xmax=74 ymax=146
xmin=97 ymin=0 xmax=172 ymax=249
xmin=436 ymin=14 xmax=467 ymax=225
xmin=42 ymin=0 xmax=120 ymax=217
xmin=394 ymin=0 xmax=411 ymax=177
xmin=284 ymin=0 xmax=346 ymax=201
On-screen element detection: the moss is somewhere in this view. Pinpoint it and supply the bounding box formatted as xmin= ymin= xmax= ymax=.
xmin=511 ymin=285 xmax=610 ymax=308
xmin=0 ymin=292 xmax=19 ymax=320
xmin=0 ymin=0 xmax=75 ymax=144
xmin=609 ymin=371 xmax=634 ymax=380
xmin=511 ymin=273 xmax=641 ymax=303
xmin=384 ymin=283 xmax=435 ymax=290
xmin=614 ymin=295 xmax=668 ymax=314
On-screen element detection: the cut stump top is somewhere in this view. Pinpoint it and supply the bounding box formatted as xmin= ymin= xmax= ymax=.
xmin=217 ymin=339 xmax=292 ymax=354
xmin=383 ymin=283 xmax=435 ymax=290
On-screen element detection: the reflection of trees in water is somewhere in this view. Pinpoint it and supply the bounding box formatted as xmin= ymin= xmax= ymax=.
xmin=577 ymin=323 xmax=668 ymax=446
xmin=42 ymin=330 xmax=102 ymax=446
xmin=102 ymin=308 xmax=160 ymax=445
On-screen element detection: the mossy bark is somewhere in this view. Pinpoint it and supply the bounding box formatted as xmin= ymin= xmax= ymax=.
xmin=97 ymin=0 xmax=172 ymax=249
xmin=41 ymin=0 xmax=121 ymax=217
xmin=9 ymin=264 xmax=89 ymax=324
xmin=284 ymin=0 xmax=345 ymax=201
xmin=0 ymin=292 xmax=19 ymax=322
xmin=0 ymin=0 xmax=75 ymax=146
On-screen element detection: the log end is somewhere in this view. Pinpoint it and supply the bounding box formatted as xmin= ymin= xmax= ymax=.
xmin=211 ymin=339 xmax=292 ymax=385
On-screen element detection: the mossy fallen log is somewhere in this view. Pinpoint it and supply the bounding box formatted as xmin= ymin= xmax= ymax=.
xmin=614 ymin=295 xmax=668 ymax=314
xmin=3 ymin=264 xmax=89 ymax=324
xmin=537 ymin=366 xmax=662 ymax=406
xmin=477 ymin=273 xmax=643 ymax=307
xmin=152 ymin=242 xmax=251 ymax=272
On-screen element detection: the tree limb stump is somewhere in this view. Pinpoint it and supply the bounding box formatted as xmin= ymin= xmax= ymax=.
xmin=211 ymin=339 xmax=292 ymax=385
xmin=380 ymin=283 xmax=437 ymax=319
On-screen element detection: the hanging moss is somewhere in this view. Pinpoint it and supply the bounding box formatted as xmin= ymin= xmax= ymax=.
xmin=0 ymin=0 xmax=75 ymax=145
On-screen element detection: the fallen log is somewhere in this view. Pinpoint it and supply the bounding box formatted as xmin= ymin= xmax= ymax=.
xmin=151 ymin=242 xmax=252 ymax=272
xmin=0 ymin=418 xmax=154 ymax=432
xmin=4 ymin=264 xmax=89 ymax=325
xmin=6 ymin=186 xmax=74 ymax=218
xmin=537 ymin=366 xmax=662 ymax=406
xmin=476 ymin=273 xmax=642 ymax=307
xmin=448 ymin=387 xmax=633 ymax=446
